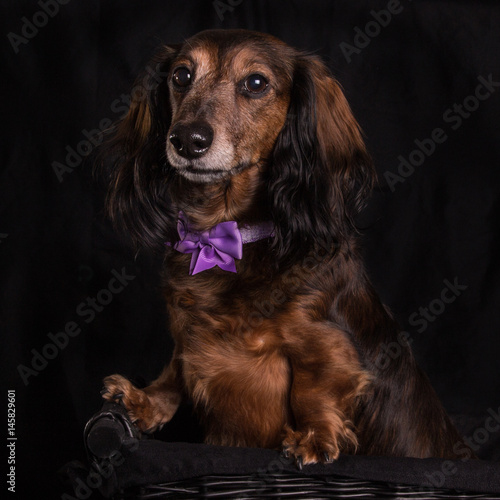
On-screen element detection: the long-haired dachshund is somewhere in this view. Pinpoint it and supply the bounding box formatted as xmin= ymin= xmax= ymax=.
xmin=101 ymin=29 xmax=468 ymax=466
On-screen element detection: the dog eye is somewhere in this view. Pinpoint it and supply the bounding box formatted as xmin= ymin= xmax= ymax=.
xmin=244 ymin=74 xmax=268 ymax=94
xmin=172 ymin=67 xmax=192 ymax=88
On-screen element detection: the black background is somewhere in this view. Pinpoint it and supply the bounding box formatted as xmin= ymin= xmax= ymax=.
xmin=1 ymin=0 xmax=500 ymax=497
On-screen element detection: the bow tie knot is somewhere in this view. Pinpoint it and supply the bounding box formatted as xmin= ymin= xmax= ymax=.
xmin=171 ymin=212 xmax=274 ymax=275
xmin=174 ymin=217 xmax=243 ymax=275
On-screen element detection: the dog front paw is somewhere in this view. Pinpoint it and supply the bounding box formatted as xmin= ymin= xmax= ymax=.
xmin=101 ymin=374 xmax=162 ymax=433
xmin=281 ymin=423 xmax=356 ymax=468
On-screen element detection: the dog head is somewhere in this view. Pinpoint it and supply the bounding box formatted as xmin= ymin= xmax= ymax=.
xmin=165 ymin=30 xmax=293 ymax=184
xmin=103 ymin=29 xmax=375 ymax=266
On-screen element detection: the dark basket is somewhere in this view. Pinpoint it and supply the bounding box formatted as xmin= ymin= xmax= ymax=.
xmin=62 ymin=402 xmax=500 ymax=499
xmin=120 ymin=473 xmax=500 ymax=499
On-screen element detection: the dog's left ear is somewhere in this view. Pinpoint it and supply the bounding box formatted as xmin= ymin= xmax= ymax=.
xmin=268 ymin=54 xmax=375 ymax=268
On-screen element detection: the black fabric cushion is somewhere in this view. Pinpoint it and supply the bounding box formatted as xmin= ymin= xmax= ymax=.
xmin=111 ymin=440 xmax=500 ymax=494
xmin=76 ymin=402 xmax=500 ymax=497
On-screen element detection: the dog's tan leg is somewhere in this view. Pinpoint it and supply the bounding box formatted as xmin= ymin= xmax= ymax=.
xmin=281 ymin=323 xmax=369 ymax=466
xmin=102 ymin=353 xmax=183 ymax=433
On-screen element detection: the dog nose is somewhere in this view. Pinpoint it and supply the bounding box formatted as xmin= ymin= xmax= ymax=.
xmin=169 ymin=122 xmax=214 ymax=159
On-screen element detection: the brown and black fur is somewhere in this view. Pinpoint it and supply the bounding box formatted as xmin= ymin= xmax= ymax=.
xmin=101 ymin=29 xmax=468 ymax=465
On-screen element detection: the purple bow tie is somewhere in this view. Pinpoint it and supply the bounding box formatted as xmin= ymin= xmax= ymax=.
xmin=172 ymin=213 xmax=274 ymax=275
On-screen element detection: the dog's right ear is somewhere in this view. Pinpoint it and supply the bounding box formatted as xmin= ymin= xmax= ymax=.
xmin=98 ymin=45 xmax=179 ymax=249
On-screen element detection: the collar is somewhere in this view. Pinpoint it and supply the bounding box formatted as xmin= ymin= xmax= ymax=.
xmin=171 ymin=212 xmax=274 ymax=275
